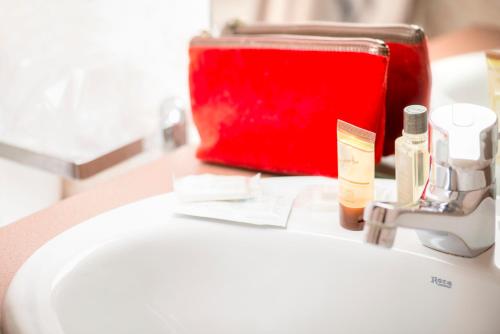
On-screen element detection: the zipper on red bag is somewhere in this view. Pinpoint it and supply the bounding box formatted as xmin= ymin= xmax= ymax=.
xmin=223 ymin=20 xmax=425 ymax=44
xmin=191 ymin=32 xmax=389 ymax=57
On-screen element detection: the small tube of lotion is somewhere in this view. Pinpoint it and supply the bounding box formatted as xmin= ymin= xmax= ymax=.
xmin=337 ymin=120 xmax=376 ymax=231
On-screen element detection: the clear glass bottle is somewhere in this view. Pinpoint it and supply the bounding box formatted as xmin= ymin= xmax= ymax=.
xmin=395 ymin=105 xmax=429 ymax=205
xmin=486 ymin=50 xmax=500 ymax=120
xmin=486 ymin=50 xmax=500 ymax=193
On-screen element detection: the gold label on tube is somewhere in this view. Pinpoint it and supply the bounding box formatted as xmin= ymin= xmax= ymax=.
xmin=337 ymin=120 xmax=375 ymax=230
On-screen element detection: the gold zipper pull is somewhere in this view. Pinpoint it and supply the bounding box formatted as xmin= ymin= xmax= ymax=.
xmin=223 ymin=19 xmax=244 ymax=35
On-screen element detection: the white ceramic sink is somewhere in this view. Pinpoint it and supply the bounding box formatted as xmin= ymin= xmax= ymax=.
xmin=3 ymin=177 xmax=500 ymax=334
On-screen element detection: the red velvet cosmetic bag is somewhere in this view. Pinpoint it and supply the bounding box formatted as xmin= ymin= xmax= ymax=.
xmin=189 ymin=34 xmax=389 ymax=177
xmin=224 ymin=21 xmax=432 ymax=155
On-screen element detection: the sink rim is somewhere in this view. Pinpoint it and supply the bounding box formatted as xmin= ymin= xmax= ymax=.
xmin=2 ymin=176 xmax=499 ymax=334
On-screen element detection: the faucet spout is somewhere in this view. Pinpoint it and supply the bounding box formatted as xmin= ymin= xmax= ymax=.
xmin=364 ymin=185 xmax=496 ymax=257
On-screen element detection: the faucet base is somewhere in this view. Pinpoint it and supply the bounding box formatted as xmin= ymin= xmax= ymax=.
xmin=415 ymin=195 xmax=497 ymax=257
xmin=418 ymin=230 xmax=494 ymax=258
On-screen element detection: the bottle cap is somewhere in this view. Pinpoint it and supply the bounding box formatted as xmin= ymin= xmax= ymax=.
xmin=404 ymin=105 xmax=427 ymax=134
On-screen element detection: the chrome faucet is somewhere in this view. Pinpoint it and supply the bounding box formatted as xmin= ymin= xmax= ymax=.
xmin=364 ymin=103 xmax=498 ymax=257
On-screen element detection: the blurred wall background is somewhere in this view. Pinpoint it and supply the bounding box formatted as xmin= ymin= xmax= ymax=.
xmin=212 ymin=0 xmax=500 ymax=37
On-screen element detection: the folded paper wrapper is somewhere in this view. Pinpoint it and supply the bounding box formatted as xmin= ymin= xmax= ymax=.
xmin=173 ymin=174 xmax=295 ymax=227
xmin=173 ymin=174 xmax=261 ymax=202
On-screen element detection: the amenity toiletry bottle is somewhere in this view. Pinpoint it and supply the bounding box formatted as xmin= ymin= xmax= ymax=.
xmin=395 ymin=105 xmax=429 ymax=205
xmin=337 ymin=120 xmax=376 ymax=231
xmin=487 ymin=50 xmax=500 ymax=119
xmin=486 ymin=50 xmax=500 ymax=192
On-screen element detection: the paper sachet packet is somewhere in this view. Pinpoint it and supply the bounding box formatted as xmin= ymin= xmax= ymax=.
xmin=173 ymin=173 xmax=260 ymax=202
xmin=173 ymin=174 xmax=295 ymax=227
xmin=174 ymin=193 xmax=295 ymax=227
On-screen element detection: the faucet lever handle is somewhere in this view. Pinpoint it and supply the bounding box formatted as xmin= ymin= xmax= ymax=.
xmin=431 ymin=104 xmax=497 ymax=167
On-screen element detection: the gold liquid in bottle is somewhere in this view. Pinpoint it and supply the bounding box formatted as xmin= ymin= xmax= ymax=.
xmin=486 ymin=50 xmax=500 ymax=193
xmin=487 ymin=50 xmax=500 ymax=121
xmin=337 ymin=120 xmax=376 ymax=231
